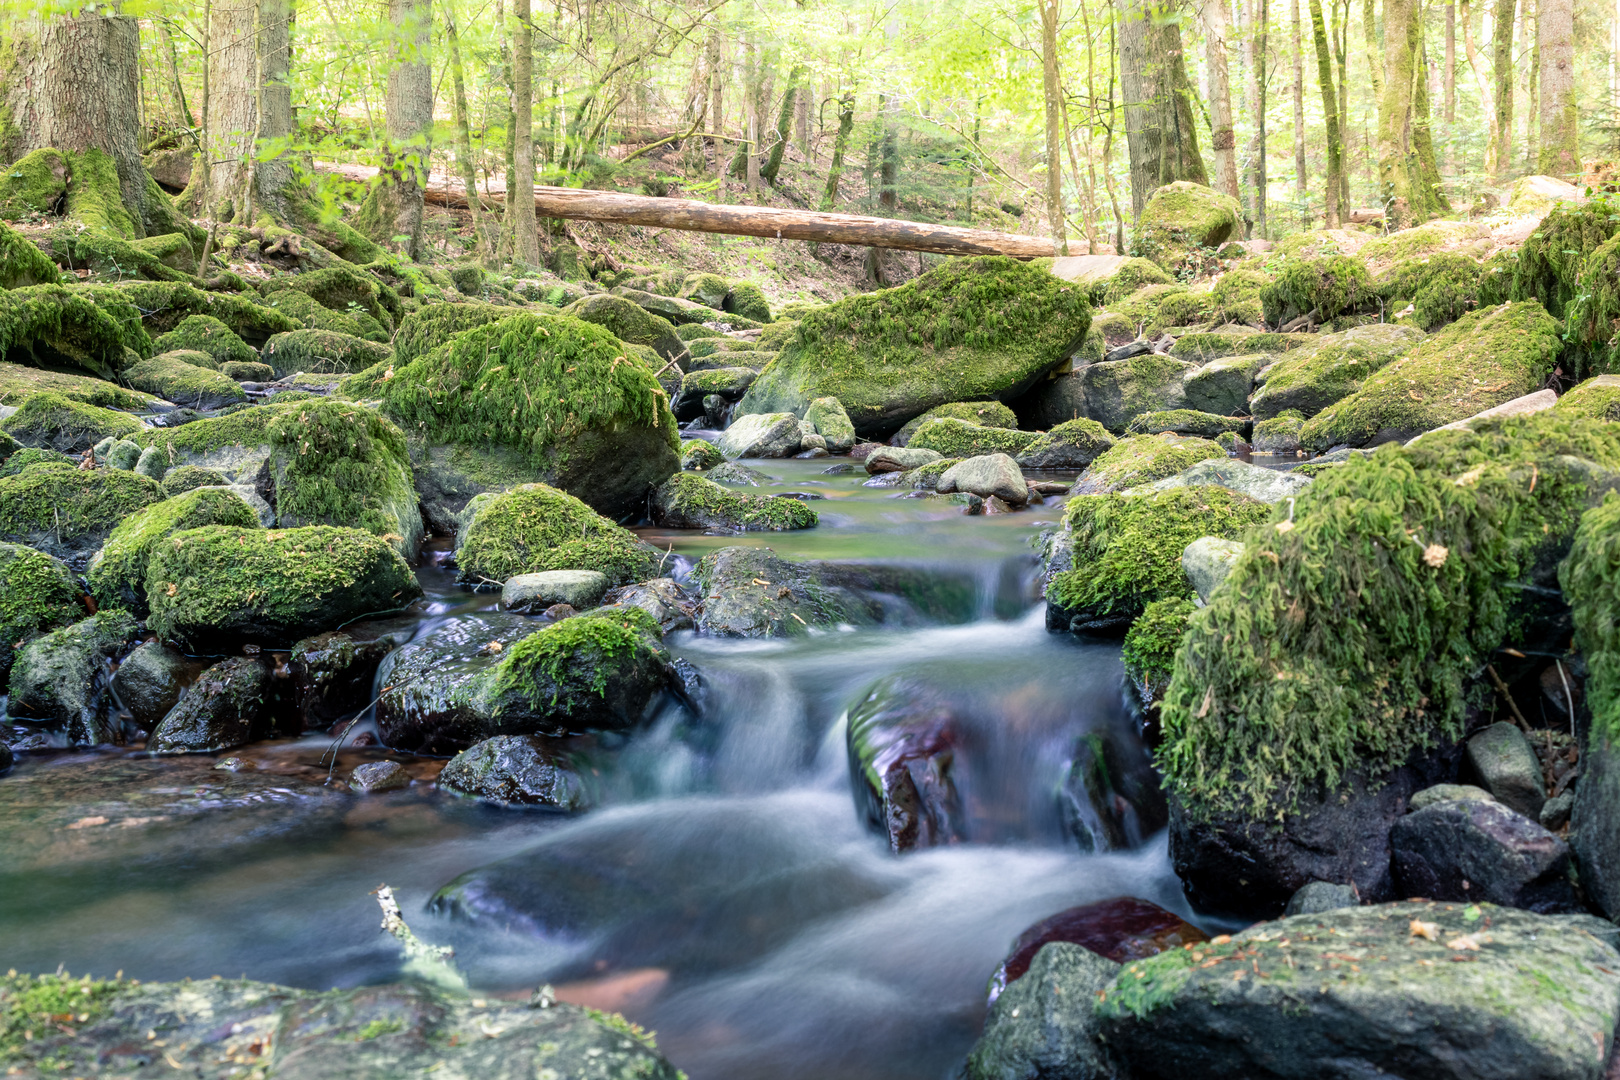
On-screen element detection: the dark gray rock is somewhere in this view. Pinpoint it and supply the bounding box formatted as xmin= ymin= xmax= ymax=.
xmin=691 ymin=547 xmax=854 ymax=637
xmin=7 ymin=610 xmax=138 ymax=745
xmin=599 ymin=578 xmax=696 ymax=634
xmin=1574 ymin=739 xmax=1620 ymax=920
xmin=1542 ymin=790 xmax=1574 ymax=830
xmin=1282 ymin=880 xmax=1358 ymax=916
xmin=0 ymin=740 xmax=11 ymax=773
xmin=1391 ymin=797 xmax=1579 ymax=912
xmin=705 ymin=460 xmax=767 ymax=485
xmin=350 ymin=759 xmax=411 ymax=793
xmin=1466 ymin=721 xmax=1548 ymax=818
xmin=437 ymin=735 xmax=589 ymax=809
xmin=1182 ymin=353 xmax=1265 ymax=416
xmin=110 ymin=641 xmax=198 ymax=732
xmin=964 ymin=942 xmax=1121 ymax=1080
xmin=289 ymin=631 xmax=395 ymax=730
xmin=148 ymin=656 xmax=281 ymax=754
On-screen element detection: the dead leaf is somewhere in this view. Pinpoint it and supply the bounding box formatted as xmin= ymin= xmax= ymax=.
xmin=1409 ymin=919 xmax=1441 ymax=942
xmin=66 ymin=816 xmax=108 ymax=830
xmin=1445 ymin=935 xmax=1481 ymax=951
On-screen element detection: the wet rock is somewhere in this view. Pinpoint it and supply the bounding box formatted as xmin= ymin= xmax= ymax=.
xmin=1282 ymin=880 xmax=1359 ymax=915
xmin=350 ymin=759 xmax=410 ymax=793
xmin=1411 ymin=782 xmax=1495 ymax=810
xmin=864 ymin=445 xmax=942 ymax=474
xmin=691 ymin=546 xmax=853 ymax=637
xmin=2 ymin=973 xmax=680 ymax=1080
xmin=988 ymin=898 xmax=1205 ymax=1007
xmin=1015 ymin=418 xmax=1116 ymax=470
xmin=1181 ymin=536 xmax=1243 ymax=602
xmin=1466 ymin=720 xmax=1547 ymax=818
xmin=1391 ymin=796 xmax=1579 ymax=912
xmin=651 ymin=473 xmax=818 ymax=531
xmin=544 ymin=602 xmax=576 ymax=620
xmin=846 ymin=678 xmax=964 ymax=852
xmin=289 ymin=631 xmax=395 ymax=730
xmin=7 ymin=610 xmax=137 ymax=746
xmin=1096 ymin=901 xmax=1620 ymax=1080
xmin=0 ymin=740 xmax=10 ymax=773
xmin=599 ymin=578 xmax=696 ymax=634
xmin=437 ymin=735 xmax=589 ymax=809
xmin=702 ymin=393 xmax=729 ymax=429
xmin=1060 ymin=729 xmax=1169 ymax=851
xmin=965 ymin=942 xmax=1121 ymax=1080
xmin=937 ymin=454 xmax=1028 ymax=505
xmin=1139 ymin=456 xmax=1312 ymax=504
xmin=804 ymin=396 xmax=856 ymax=452
xmin=501 ymin=569 xmax=611 ymax=613
xmin=1542 ymin=791 xmax=1574 ymax=830
xmin=706 ymin=460 xmax=766 ymax=485
xmin=717 ymin=411 xmax=801 ymax=458
xmin=111 ymin=641 xmax=198 ymax=732
xmin=680 ymin=438 xmax=724 ymax=471
xmin=1067 ymin=354 xmax=1198 ymax=434
xmin=0 ymin=540 xmax=82 ymax=686
xmin=673 ymin=366 xmax=757 ymax=420
xmin=454 ymin=483 xmax=664 ymax=589
xmin=148 ymin=656 xmax=283 ymax=754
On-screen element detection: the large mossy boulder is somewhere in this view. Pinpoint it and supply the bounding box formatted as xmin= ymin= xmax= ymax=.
xmin=1071 ymin=434 xmax=1224 ymax=495
xmin=391 ymin=301 xmax=512 ymax=366
xmin=123 ymin=352 xmax=247 ymax=410
xmin=651 ymin=472 xmax=818 ymax=531
xmin=261 ymin=328 xmax=392 ymax=377
xmin=735 ymin=256 xmax=1091 ymax=437
xmin=454 ymin=482 xmax=664 ymax=587
xmin=1133 ymin=182 xmax=1242 ymax=271
xmin=0 ymin=391 xmax=142 ymax=453
xmin=1094 ymin=902 xmax=1620 ymax=1080
xmin=1016 ymin=418 xmax=1116 ymax=469
xmin=1299 ymin=300 xmax=1561 ymax=449
xmin=0 ymin=220 xmax=64 ymax=289
xmin=6 ymin=609 xmax=137 ymax=745
xmin=1376 ymin=251 xmax=1485 ymax=331
xmin=372 ymin=311 xmax=680 ymax=523
xmin=86 ymin=488 xmax=262 ymax=616
xmin=149 ymin=314 xmax=257 ymax=367
xmin=692 ymin=546 xmax=853 ymax=637
xmin=112 ymin=280 xmax=298 ymax=345
xmin=261 ymin=287 xmax=386 ymax=341
xmin=562 ymin=293 xmax=684 ymax=359
xmin=0 ymin=360 xmax=153 ymax=412
xmin=144 ymin=525 xmax=422 ymax=652
xmin=1260 ymin=254 xmax=1376 ymax=325
xmin=258 ymin=266 xmax=401 ymax=334
xmin=0 ymin=463 xmax=163 ymax=562
xmin=1249 ymin=322 xmax=1425 ymax=420
xmin=1556 ymin=374 xmax=1620 ymax=421
xmin=0 ymin=542 xmax=82 ymax=686
xmin=894 ymin=399 xmax=1019 ymax=445
xmin=1158 ymin=414 xmax=1620 ymax=917
xmin=907 ymin=417 xmax=1038 ymax=458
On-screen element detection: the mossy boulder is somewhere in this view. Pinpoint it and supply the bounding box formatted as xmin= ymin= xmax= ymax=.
xmin=723 ymin=282 xmax=772 ymax=322
xmin=1209 ymin=267 xmax=1271 ymax=326
xmin=391 ymin=301 xmax=512 ymax=366
xmin=0 ymin=447 xmax=73 ymax=477
xmin=1169 ymin=328 xmax=1311 ymax=364
xmin=804 ymin=396 xmax=857 ymax=452
xmin=1358 ymin=219 xmax=1491 ymax=265
xmin=0 ymin=391 xmax=141 ymax=452
xmin=1249 ymin=323 xmax=1425 ymax=420
xmin=736 ymin=256 xmax=1091 ymax=437
xmin=651 ymin=472 xmax=818 ymax=531
xmin=150 ymin=314 xmax=257 ymax=367
xmin=1017 ymin=417 xmax=1116 ymax=469
xmin=124 ymin=352 xmax=247 ymax=410
xmin=258 ymin=266 xmax=400 ymax=335
xmin=1046 ymin=486 xmax=1270 ymax=634
xmin=0 ymin=464 xmax=162 ymax=562
xmin=1105 ymin=284 xmax=1191 ymax=337
xmin=145 ymin=524 xmax=422 ymax=652
xmin=691 ymin=546 xmax=854 ymax=637
xmin=1133 ymin=182 xmax=1242 ymax=271
xmin=1251 ymin=411 xmax=1306 ymax=453
xmin=1300 ymin=301 xmax=1561 ymax=449
xmin=375 ymin=312 xmax=681 ymax=523
xmin=131 ymin=405 xmax=293 ymax=485
xmin=1073 ymin=434 xmax=1225 ymax=495
xmin=0 ymin=284 xmax=150 ymax=379
xmin=1556 ymin=374 xmax=1620 ymax=421
xmin=895 ymin=400 xmax=1018 ymax=445
xmin=220 ymin=360 xmax=274 ymax=381
xmin=1127 ymin=409 xmax=1247 ymax=439
xmin=86 ymin=487 xmax=263 ymax=616
xmin=454 ymin=482 xmax=665 ymax=587
xmin=1261 ymin=254 xmax=1376 ymax=325
xmin=262 ymin=328 xmax=392 ymax=378
xmin=6 ymin=609 xmax=137 ymax=745
xmin=1062 ymin=353 xmax=1198 ymax=434
xmin=0 ymin=220 xmax=64 ymax=289
xmin=157 ymin=464 xmax=229 ymax=496
xmin=377 ymin=607 xmax=674 ymax=752
xmin=111 ymin=280 xmax=298 ymax=345
xmin=0 ymin=542 xmax=82 ymax=686
xmin=1182 ymin=352 xmax=1266 ymax=416
xmin=1507 ymin=197 xmax=1620 ymax=322
xmin=677 ymin=271 xmax=731 ymax=308
xmin=0 ymin=361 xmax=152 ymax=411
xmin=1123 ymin=596 xmax=1198 ymax=707
xmin=562 ymin=294 xmax=684 ymax=360
xmin=146 ymin=656 xmax=282 ymax=754
xmin=1100 ymin=257 xmax=1177 ymax=304
xmin=437 ymin=735 xmax=590 ymax=809
xmin=673 ymin=366 xmax=756 ymax=420
xmin=260 ymin=287 xmax=380 ymax=341
xmin=680 ymin=438 xmax=725 ymax=470
xmin=907 ymin=417 xmax=1038 ymax=458
xmin=1377 ymin=252 xmax=1484 ymax=331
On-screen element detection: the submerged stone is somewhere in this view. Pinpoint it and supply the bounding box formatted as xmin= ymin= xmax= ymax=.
xmin=437 ymin=735 xmax=590 ymax=810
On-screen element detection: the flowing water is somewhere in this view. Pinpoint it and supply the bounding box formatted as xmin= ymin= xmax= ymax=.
xmin=0 ymin=456 xmax=1191 ymax=1080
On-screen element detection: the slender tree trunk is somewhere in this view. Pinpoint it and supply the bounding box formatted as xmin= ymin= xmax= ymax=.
xmin=1445 ymin=2 xmax=1455 ymax=168
xmin=1523 ymin=0 xmax=1539 ymax=169
xmin=1362 ymin=0 xmax=1382 ymax=103
xmin=964 ymin=94 xmax=981 ymax=220
xmin=1041 ymin=0 xmax=1070 ymax=254
xmin=1205 ymin=0 xmax=1242 ymax=199
xmin=1105 ymin=9 xmax=1127 ymax=251
xmin=1491 ymin=0 xmax=1514 ymax=178
xmin=760 ymin=64 xmax=804 ymax=185
xmin=1118 ymin=0 xmax=1209 ymax=215
xmin=204 ymin=0 xmax=257 ymax=220
xmin=1413 ymin=42 xmax=1450 ymax=214
xmin=509 ymin=0 xmax=539 ymax=265
xmin=1292 ymin=0 xmax=1308 ymax=222
xmin=820 ymin=93 xmax=854 ymax=211
xmin=1536 ymin=0 xmax=1578 ymax=174
xmin=446 ymin=3 xmax=493 ymax=262
xmin=360 ymin=0 xmax=432 ymax=257
xmin=1247 ymin=0 xmax=1269 ymax=237
xmin=254 ymin=0 xmax=299 ymax=224
xmin=1460 ymin=0 xmax=1498 ymax=171
xmin=158 ymin=21 xmax=194 ymax=129
xmin=1309 ymin=0 xmax=1343 ymax=225
xmin=1378 ymin=0 xmax=1420 ymax=224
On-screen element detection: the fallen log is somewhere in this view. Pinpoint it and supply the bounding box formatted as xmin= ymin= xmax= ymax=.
xmin=317 ymin=162 xmax=1056 ymax=259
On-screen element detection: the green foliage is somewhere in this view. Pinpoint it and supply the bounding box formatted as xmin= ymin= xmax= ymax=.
xmin=151 ymin=314 xmax=257 ymax=367
xmin=1122 ymin=596 xmax=1198 ymax=705
xmin=392 ymin=301 xmax=511 ymax=366
xmin=1 ymin=391 xmax=141 ymax=452
xmin=905 ymin=416 xmax=1037 ymax=457
xmin=1126 ymin=410 xmax=1247 ymax=438
xmin=1376 ymin=253 xmax=1483 ymax=331
xmin=1092 ymin=947 xmax=1203 ymax=1021
xmin=1101 ymin=257 xmax=1176 ymax=305
xmin=454 ymin=482 xmax=664 ymax=586
xmin=87 ymin=488 xmax=261 ymax=615
xmin=1210 ymin=268 xmax=1271 ymax=325
xmin=267 ymin=400 xmax=419 ymax=550
xmin=0 ymin=970 xmax=128 ymax=1067
xmin=1508 ymin=196 xmax=1620 ymax=320
xmin=0 ymin=220 xmax=62 ymax=288
xmin=1560 ymin=232 xmax=1620 ymax=377
xmin=1562 ymin=493 xmax=1620 ymax=744
xmin=1078 ymin=434 xmax=1225 ymax=493
xmin=1159 ymin=414 xmax=1620 ymax=816
xmin=1260 ymin=255 xmax=1374 ymax=325
xmin=1047 ymin=486 xmax=1270 ymax=626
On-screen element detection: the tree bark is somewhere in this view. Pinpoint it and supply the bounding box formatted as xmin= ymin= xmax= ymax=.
xmin=1413 ymin=43 xmax=1450 ymax=215
xmin=1292 ymin=0 xmax=1308 ymax=220
xmin=1445 ymin=2 xmax=1456 ymax=167
xmin=204 ymin=0 xmax=257 ymax=221
xmin=366 ymin=0 xmax=433 ymax=258
xmin=760 ymin=64 xmax=804 ymax=185
xmin=1040 ymin=0 xmax=1070 ymax=255
xmin=1460 ymin=0 xmax=1498 ymax=171
xmin=820 ymin=93 xmax=855 ymax=210
xmin=446 ymin=3 xmax=493 ymax=262
xmin=1492 ymin=0 xmax=1515 ymax=178
xmin=509 ymin=0 xmax=540 ymax=266
xmin=1244 ymin=0 xmax=1269 ymax=238
xmin=254 ymin=0 xmax=299 ymax=224
xmin=1536 ymin=0 xmax=1577 ymax=174
xmin=157 ymin=20 xmax=194 ymax=129
xmin=1204 ymin=0 xmax=1243 ymax=199
xmin=1308 ymin=0 xmax=1343 ymax=226
xmin=1118 ymin=0 xmax=1210 ymax=215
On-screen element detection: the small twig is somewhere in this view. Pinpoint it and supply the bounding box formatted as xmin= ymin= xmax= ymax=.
xmin=1556 ymin=658 xmax=1576 ymax=739
xmin=1485 ymin=664 xmax=1533 ymax=734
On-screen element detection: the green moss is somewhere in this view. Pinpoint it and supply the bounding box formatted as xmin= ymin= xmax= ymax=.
xmin=0 ymin=448 xmax=73 ymax=478
xmin=160 ymin=348 xmax=220 ymax=371
xmin=681 ymin=439 xmax=725 ymax=470
xmin=1210 ymin=268 xmax=1271 ymax=326
xmin=1508 ymin=196 xmax=1620 ymax=320
xmin=1169 ymin=330 xmax=1310 ymax=363
xmin=1260 ymin=255 xmax=1375 ymax=325
xmin=1160 ymin=413 xmax=1620 ymax=816
xmin=1249 ymin=323 xmax=1424 ymax=420
xmin=159 ymin=464 xmax=229 ymax=495
xmin=1132 ymin=182 xmax=1242 ymax=270
xmin=0 ymin=541 xmax=81 ymax=682
xmin=392 ymin=302 xmax=512 ymax=366
xmin=1358 ymin=220 xmax=1489 ymax=264
xmin=260 ymin=267 xmax=400 ymax=334
xmin=654 ymin=472 xmax=818 ymax=531
xmin=1106 ymin=284 xmax=1188 ymax=335
xmin=1299 ymin=301 xmax=1561 ymax=449
xmin=1092 ymin=946 xmax=1203 ymax=1021
xmin=1122 ymin=596 xmax=1198 ymax=704
xmin=1251 ymin=413 xmax=1305 ymax=451
xmin=262 ymin=328 xmax=392 ymax=378
xmin=1101 ymin=257 xmax=1177 ymax=305
xmin=1077 ymin=434 xmax=1226 ymax=493
xmin=0 ymin=970 xmax=129 ymax=1067
xmin=0 ymin=220 xmax=63 ymax=288
xmin=562 ymin=294 xmax=679 ymax=350
xmin=679 ymin=272 xmax=730 ymax=308
xmin=1375 ymin=253 xmax=1483 ymax=331
xmin=260 ymin=288 xmax=377 ymax=341
xmin=134 ymin=400 xmax=293 ymax=460
xmin=220 ymin=360 xmax=274 ymax=381
xmin=1127 ymin=410 xmax=1247 ymax=438
xmin=895 ymin=400 xmax=1018 ymax=445
xmin=676 ymin=322 xmax=726 ymax=341
xmin=267 ymin=400 xmax=420 ymax=553
xmin=123 ymin=353 xmax=247 ymax=410
xmin=1559 ymin=231 xmax=1620 ymax=377
xmin=0 ymin=361 xmax=151 ymax=411
xmin=1 ymin=391 xmax=141 ymax=452
xmin=454 ymin=482 xmax=664 ymax=587
xmin=1555 ymin=375 xmax=1620 ymax=421
xmin=1562 ymin=492 xmax=1620 ymax=743
xmin=379 ymin=312 xmax=679 ymax=467
xmin=87 ymin=487 xmax=261 ymax=615
xmin=0 ymin=463 xmax=163 ymax=555
xmin=1154 ymin=288 xmax=1217 ymax=330
xmin=1274 ymin=229 xmax=1358 ymax=260
xmin=723 ymin=282 xmax=772 ymax=322
xmin=112 ymin=281 xmax=298 ymax=344
xmin=680 ymin=366 xmax=757 ymax=395
xmin=907 ymin=456 xmax=962 ymax=488
xmin=1047 ymin=486 xmax=1269 ymax=632
xmin=906 ymin=417 xmax=1038 ymax=457
xmin=0 ymin=148 xmax=72 ymax=222
xmin=685 ymin=337 xmax=765 ymax=360
xmin=484 ymin=607 xmax=667 ymax=713
xmin=756 ymin=319 xmax=800 ymax=351
xmin=150 ymin=314 xmax=256 ymax=366
xmin=0 ymin=284 xmax=150 ymax=379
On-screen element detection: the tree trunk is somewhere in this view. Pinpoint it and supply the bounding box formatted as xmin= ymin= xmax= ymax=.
xmin=1292 ymin=0 xmax=1308 ymax=221
xmin=1413 ymin=42 xmax=1451 ymax=214
xmin=1362 ymin=0 xmax=1382 ymax=103
xmin=10 ymin=3 xmax=156 ymax=237
xmin=1491 ymin=0 xmax=1514 ymax=178
xmin=205 ymin=0 xmax=257 ymax=221
xmin=1205 ymin=0 xmax=1242 ymax=199
xmin=820 ymin=93 xmax=855 ymax=211
xmin=359 ymin=0 xmax=432 ymax=257
xmin=1246 ymin=0 xmax=1269 ymax=238
xmin=760 ymin=65 xmax=803 ymax=185
xmin=1041 ymin=0 xmax=1070 ymax=255
xmin=158 ymin=21 xmax=194 ymax=129
xmin=1335 ymin=0 xmax=1350 ymax=212
xmin=1377 ymin=0 xmax=1420 ymax=225
xmin=254 ymin=0 xmax=299 ymax=224
xmin=1537 ymin=0 xmax=1577 ymax=174
xmin=1460 ymin=0 xmax=1498 ymax=171
xmin=1309 ymin=0 xmax=1343 ymax=225
xmin=1523 ymin=0 xmax=1539 ymax=170
xmin=1118 ymin=0 xmax=1210 ymax=215
xmin=446 ymin=3 xmax=493 ymax=262
xmin=1445 ymin=3 xmax=1456 ymax=167
xmin=509 ymin=0 xmax=540 ymax=265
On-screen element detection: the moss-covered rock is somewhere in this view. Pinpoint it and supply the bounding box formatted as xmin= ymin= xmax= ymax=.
xmin=145 ymin=524 xmax=422 ymax=652
xmin=691 ymin=545 xmax=853 ymax=637
xmin=1072 ymin=434 xmax=1225 ymax=495
xmin=0 ymin=542 xmax=81 ymax=686
xmin=1100 ymin=257 xmax=1177 ymax=305
xmin=0 ymin=392 xmax=141 ymax=453
xmin=1127 ymin=409 xmax=1247 ymax=438
xmin=1209 ymin=267 xmax=1271 ymax=326
xmin=261 ymin=328 xmax=392 ymax=378
xmin=1105 ymin=284 xmax=1190 ymax=336
xmin=377 ymin=312 xmax=680 ymax=522
xmin=1133 ymin=182 xmax=1242 ymax=271
xmin=1046 ymin=486 xmax=1270 ymax=634
xmin=1376 ymin=252 xmax=1484 ymax=331
xmin=146 ymin=655 xmax=279 ymax=753
xmin=1358 ymin=220 xmax=1491 ymax=265
xmin=219 ymin=360 xmax=274 ymax=381
xmin=0 ymin=447 xmax=73 ymax=478
xmin=907 ymin=417 xmax=1038 ymax=457
xmin=736 ymin=256 xmax=1090 ymax=437
xmin=894 ymin=400 xmax=1018 ymax=446
xmin=123 ymin=352 xmax=248 ymax=410
xmin=680 ymin=438 xmax=725 ymax=470
xmin=651 ymin=472 xmax=818 ymax=531
xmin=561 ymin=294 xmax=684 ymax=359
xmin=1069 ymin=353 xmax=1198 ymax=433
xmin=1182 ymin=352 xmax=1266 ymax=416
xmin=673 ymin=366 xmax=757 ymax=420
xmin=0 ymin=284 xmax=150 ymax=379
xmin=1123 ymin=596 xmax=1198 ymax=706
xmin=149 ymin=314 xmax=257 ymax=367
xmin=804 ymin=396 xmax=857 ymax=452
xmin=1249 ymin=323 xmax=1425 ymax=420
xmin=723 ymin=282 xmax=772 ymax=322
xmin=0 ymin=220 xmax=64 ymax=289
xmin=391 ymin=301 xmax=512 ymax=366
xmin=1300 ymin=301 xmax=1561 ymax=449
xmin=259 ymin=287 xmax=375 ymax=340
xmin=1016 ymin=417 xmax=1116 ymax=469
xmin=258 ymin=266 xmax=400 ymax=335
xmin=157 ymin=463 xmax=229 ymax=496
xmin=679 ymin=271 xmax=731 ymax=308
xmin=1555 ymin=374 xmax=1620 ymax=421
xmin=1251 ymin=411 xmax=1305 ymax=452
xmin=1260 ymin=254 xmax=1375 ymax=325
xmin=0 ymin=361 xmax=153 ymax=411
xmin=1508 ymin=196 xmax=1620 ymax=322
xmin=454 ymin=482 xmax=665 ymax=587
xmin=86 ymin=487 xmax=262 ymax=616
xmin=5 ymin=609 xmax=137 ymax=745
xmin=109 ymin=281 xmax=296 ymax=347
